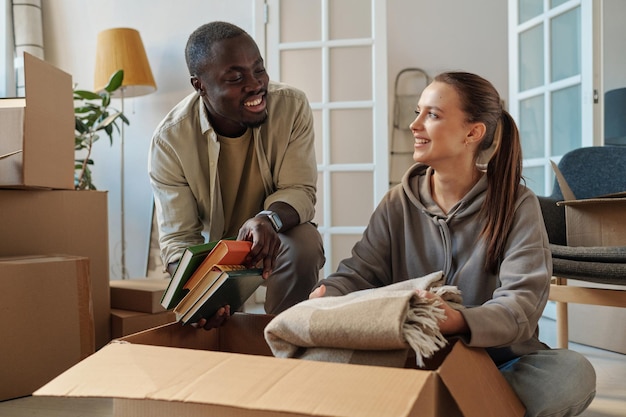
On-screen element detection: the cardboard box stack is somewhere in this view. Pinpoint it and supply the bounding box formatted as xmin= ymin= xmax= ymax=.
xmin=35 ymin=313 xmax=525 ymax=417
xmin=0 ymin=53 xmax=111 ymax=399
xmin=110 ymin=278 xmax=176 ymax=338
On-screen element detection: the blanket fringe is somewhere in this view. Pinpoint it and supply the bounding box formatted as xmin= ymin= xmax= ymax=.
xmin=403 ymin=296 xmax=449 ymax=367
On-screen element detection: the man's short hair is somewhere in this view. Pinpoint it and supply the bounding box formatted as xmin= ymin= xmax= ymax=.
xmin=185 ymin=21 xmax=248 ymax=76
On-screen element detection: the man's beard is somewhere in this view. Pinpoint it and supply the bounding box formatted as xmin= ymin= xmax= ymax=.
xmin=244 ymin=110 xmax=268 ymax=129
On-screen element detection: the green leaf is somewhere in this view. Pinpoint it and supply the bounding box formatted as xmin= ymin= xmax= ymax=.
xmin=105 ymin=70 xmax=124 ymax=93
xmin=75 ymin=118 xmax=89 ymax=133
xmin=94 ymin=111 xmax=122 ymax=131
xmin=73 ymin=67 xmax=129 ymax=190
xmin=74 ymin=90 xmax=102 ymax=100
xmin=74 ymin=106 xmax=95 ymax=114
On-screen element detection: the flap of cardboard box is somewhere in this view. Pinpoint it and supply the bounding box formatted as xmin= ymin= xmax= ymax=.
xmin=34 ymin=314 xmax=524 ymax=417
xmin=0 ymin=53 xmax=73 ymax=189
xmin=550 ymin=160 xmax=576 ymax=200
xmin=438 ymin=340 xmax=525 ymax=417
xmin=557 ymin=196 xmax=626 ymax=207
xmin=34 ymin=342 xmax=435 ymax=417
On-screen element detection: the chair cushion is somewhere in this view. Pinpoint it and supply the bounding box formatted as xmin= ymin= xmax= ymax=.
xmin=550 ymin=244 xmax=626 ymax=263
xmin=552 ymin=258 xmax=626 ymax=285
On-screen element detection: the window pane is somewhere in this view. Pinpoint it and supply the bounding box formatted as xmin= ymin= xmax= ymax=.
xmin=550 ymin=0 xmax=569 ymax=9
xmin=330 ymin=46 xmax=372 ymax=101
xmin=519 ymin=0 xmax=543 ymax=23
xmin=330 ymin=0 xmax=371 ymax=39
xmin=519 ymin=25 xmax=544 ymax=91
xmin=523 ymin=166 xmax=545 ymax=196
xmin=331 ymin=172 xmax=373 ymax=226
xmin=520 ymin=95 xmax=545 ymax=159
xmin=552 ymin=85 xmax=582 ymax=155
xmin=331 ymin=234 xmax=362 ymax=275
xmin=330 ymin=109 xmax=373 ymax=164
xmin=551 ymin=8 xmax=580 ymax=82
xmin=280 ymin=0 xmax=321 ymax=42
xmin=280 ymin=49 xmax=322 ymax=102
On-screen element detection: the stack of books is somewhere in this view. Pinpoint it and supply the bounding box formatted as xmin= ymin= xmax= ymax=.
xmin=161 ymin=239 xmax=264 ymax=324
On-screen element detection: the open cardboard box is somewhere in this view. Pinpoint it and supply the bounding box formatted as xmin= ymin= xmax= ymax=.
xmin=0 ymin=52 xmax=74 ymax=190
xmin=551 ymin=160 xmax=626 ymax=247
xmin=35 ymin=313 xmax=524 ymax=417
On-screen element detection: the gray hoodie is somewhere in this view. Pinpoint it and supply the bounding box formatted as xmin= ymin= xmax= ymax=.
xmin=318 ymin=163 xmax=552 ymax=364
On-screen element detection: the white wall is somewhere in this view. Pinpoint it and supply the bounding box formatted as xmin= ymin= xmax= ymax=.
xmin=602 ymin=0 xmax=626 ymax=92
xmin=386 ymin=1 xmax=509 ymax=111
xmin=40 ymin=0 xmax=509 ymax=280
xmin=41 ymin=0 xmax=257 ymax=279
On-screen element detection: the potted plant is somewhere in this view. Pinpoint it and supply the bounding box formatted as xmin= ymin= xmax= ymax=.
xmin=73 ymin=70 xmax=129 ymax=190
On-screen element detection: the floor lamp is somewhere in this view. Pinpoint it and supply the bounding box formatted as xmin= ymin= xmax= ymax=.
xmin=94 ymin=28 xmax=156 ymax=279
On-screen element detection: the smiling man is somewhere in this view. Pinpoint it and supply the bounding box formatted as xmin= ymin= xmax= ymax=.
xmin=148 ymin=21 xmax=324 ymax=328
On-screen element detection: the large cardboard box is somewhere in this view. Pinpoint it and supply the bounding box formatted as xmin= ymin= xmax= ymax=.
xmin=0 ymin=189 xmax=110 ymax=348
xmin=35 ymin=314 xmax=524 ymax=417
xmin=0 ymin=255 xmax=93 ymax=401
xmin=110 ymin=278 xmax=170 ymax=313
xmin=111 ymin=308 xmax=176 ymax=339
xmin=0 ymin=52 xmax=74 ymax=190
xmin=552 ymin=161 xmax=626 ymax=247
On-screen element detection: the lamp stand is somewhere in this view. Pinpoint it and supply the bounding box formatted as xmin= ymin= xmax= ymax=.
xmin=94 ymin=28 xmax=157 ymax=280
xmin=120 ymin=87 xmax=128 ymax=279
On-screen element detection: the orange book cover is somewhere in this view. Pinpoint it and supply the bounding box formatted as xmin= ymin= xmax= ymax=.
xmin=182 ymin=240 xmax=252 ymax=291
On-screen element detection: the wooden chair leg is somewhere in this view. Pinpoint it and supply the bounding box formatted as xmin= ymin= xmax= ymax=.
xmin=555 ymin=277 xmax=569 ymax=349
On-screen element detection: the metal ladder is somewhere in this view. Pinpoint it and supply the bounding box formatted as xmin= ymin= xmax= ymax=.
xmin=389 ymin=68 xmax=430 ymax=187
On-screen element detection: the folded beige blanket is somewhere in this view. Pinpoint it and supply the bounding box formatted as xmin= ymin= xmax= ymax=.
xmin=264 ymin=271 xmax=463 ymax=367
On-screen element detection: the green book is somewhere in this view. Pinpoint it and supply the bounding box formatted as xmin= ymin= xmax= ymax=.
xmin=160 ymin=240 xmax=219 ymax=309
xmin=176 ymin=265 xmax=264 ymax=325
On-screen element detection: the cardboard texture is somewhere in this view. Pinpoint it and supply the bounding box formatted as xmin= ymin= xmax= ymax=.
xmin=551 ymin=161 xmax=626 ymax=247
xmin=0 ymin=189 xmax=111 ymax=349
xmin=35 ymin=314 xmax=524 ymax=417
xmin=110 ymin=278 xmax=170 ymax=313
xmin=0 ymin=52 xmax=74 ymax=190
xmin=0 ymin=255 xmax=93 ymax=401
xmin=111 ymin=309 xmax=177 ymax=339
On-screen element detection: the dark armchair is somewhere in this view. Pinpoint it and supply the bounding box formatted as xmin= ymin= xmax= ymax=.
xmin=538 ymin=146 xmax=626 ymax=348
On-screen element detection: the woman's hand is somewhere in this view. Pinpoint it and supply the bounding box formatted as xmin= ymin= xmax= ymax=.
xmin=309 ymin=284 xmax=326 ymax=299
xmin=416 ymin=290 xmax=469 ymax=335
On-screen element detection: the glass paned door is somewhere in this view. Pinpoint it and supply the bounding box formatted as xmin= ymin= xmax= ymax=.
xmin=266 ymin=0 xmax=388 ymax=276
xmin=509 ymin=0 xmax=594 ymax=196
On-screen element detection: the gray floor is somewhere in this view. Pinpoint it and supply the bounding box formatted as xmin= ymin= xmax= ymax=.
xmin=0 ymin=317 xmax=624 ymax=417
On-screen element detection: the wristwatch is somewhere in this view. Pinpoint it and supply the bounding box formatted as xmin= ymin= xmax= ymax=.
xmin=257 ymin=210 xmax=283 ymax=232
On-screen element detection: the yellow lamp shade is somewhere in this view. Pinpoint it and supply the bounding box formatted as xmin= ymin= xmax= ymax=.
xmin=94 ymin=28 xmax=156 ymax=97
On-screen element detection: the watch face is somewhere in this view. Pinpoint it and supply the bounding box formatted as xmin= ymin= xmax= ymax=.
xmin=268 ymin=212 xmax=282 ymax=231
xmin=258 ymin=210 xmax=282 ymax=232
